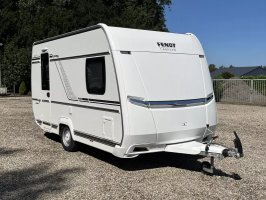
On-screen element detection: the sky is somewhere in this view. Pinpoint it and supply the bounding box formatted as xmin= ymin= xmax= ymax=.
xmin=165 ymin=0 xmax=266 ymax=67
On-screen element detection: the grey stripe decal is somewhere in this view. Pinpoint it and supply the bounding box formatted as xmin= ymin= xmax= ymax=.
xmin=50 ymin=52 xmax=110 ymax=62
xmin=51 ymin=101 xmax=120 ymax=113
xmin=42 ymin=121 xmax=50 ymax=126
xmin=36 ymin=119 xmax=117 ymax=146
xmin=32 ymin=98 xmax=120 ymax=112
xmin=51 ymin=124 xmax=58 ymax=129
xmin=89 ymin=98 xmax=120 ymax=105
xmin=78 ymin=98 xmax=120 ymax=106
xmin=36 ymin=119 xmax=58 ymax=129
xmin=42 ymin=99 xmax=49 ymax=103
xmin=54 ymin=59 xmax=78 ymax=100
xmin=32 ymin=57 xmax=40 ymax=61
xmin=74 ymin=130 xmax=118 ymax=147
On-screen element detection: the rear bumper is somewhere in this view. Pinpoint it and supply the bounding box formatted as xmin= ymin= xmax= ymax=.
xmin=112 ymin=125 xmax=216 ymax=158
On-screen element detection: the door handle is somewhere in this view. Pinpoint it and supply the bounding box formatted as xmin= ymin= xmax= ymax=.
xmin=47 ymin=92 xmax=50 ymax=98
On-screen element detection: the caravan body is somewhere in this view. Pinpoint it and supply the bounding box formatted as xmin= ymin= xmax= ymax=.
xmin=31 ymin=24 xmax=217 ymax=158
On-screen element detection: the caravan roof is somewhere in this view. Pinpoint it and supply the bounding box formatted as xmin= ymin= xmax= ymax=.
xmin=34 ymin=23 xmax=204 ymax=55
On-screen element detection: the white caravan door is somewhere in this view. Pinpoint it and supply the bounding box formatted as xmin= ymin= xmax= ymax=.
xmin=40 ymin=52 xmax=51 ymax=130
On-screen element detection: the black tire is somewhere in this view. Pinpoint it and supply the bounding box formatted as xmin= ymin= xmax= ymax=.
xmin=60 ymin=126 xmax=77 ymax=152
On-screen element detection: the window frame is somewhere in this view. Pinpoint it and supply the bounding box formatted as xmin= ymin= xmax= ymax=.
xmin=41 ymin=52 xmax=50 ymax=90
xmin=85 ymin=56 xmax=106 ymax=95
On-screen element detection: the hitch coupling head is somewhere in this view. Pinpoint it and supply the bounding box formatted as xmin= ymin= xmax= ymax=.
xmin=222 ymin=131 xmax=244 ymax=159
xmin=222 ymin=148 xmax=241 ymax=159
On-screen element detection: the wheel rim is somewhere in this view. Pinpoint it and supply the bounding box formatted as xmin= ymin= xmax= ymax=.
xmin=62 ymin=129 xmax=71 ymax=147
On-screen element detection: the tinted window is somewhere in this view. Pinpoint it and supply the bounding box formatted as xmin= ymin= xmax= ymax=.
xmin=41 ymin=53 xmax=50 ymax=90
xmin=86 ymin=57 xmax=106 ymax=95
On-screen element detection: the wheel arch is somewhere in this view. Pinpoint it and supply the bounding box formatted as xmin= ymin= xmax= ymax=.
xmin=58 ymin=117 xmax=76 ymax=140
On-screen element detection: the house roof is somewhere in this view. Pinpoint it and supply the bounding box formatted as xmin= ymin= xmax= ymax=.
xmin=211 ymin=66 xmax=266 ymax=78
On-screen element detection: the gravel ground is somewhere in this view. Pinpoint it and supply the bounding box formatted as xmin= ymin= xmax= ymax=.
xmin=0 ymin=97 xmax=265 ymax=200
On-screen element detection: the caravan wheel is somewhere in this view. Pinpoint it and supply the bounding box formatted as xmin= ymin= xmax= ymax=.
xmin=60 ymin=126 xmax=77 ymax=152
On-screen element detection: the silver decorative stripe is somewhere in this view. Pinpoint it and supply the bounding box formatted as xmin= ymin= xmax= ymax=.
xmin=54 ymin=58 xmax=78 ymax=101
xmin=128 ymin=94 xmax=214 ymax=108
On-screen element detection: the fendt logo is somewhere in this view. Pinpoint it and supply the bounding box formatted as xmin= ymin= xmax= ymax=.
xmin=157 ymin=42 xmax=176 ymax=51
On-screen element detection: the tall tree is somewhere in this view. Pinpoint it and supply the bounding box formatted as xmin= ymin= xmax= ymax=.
xmin=209 ymin=64 xmax=217 ymax=72
xmin=0 ymin=0 xmax=172 ymax=91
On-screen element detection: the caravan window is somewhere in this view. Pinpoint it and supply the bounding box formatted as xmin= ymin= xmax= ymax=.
xmin=86 ymin=57 xmax=106 ymax=95
xmin=41 ymin=53 xmax=50 ymax=90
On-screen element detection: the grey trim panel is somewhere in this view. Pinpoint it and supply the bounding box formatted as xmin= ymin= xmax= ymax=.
xmin=34 ymin=25 xmax=102 ymax=45
xmin=129 ymin=94 xmax=214 ymax=108
xmin=51 ymin=100 xmax=120 ymax=113
xmin=74 ymin=130 xmax=118 ymax=147
xmin=50 ymin=52 xmax=110 ymax=62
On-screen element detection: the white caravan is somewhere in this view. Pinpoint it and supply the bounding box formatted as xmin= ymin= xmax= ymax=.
xmin=32 ymin=24 xmax=243 ymax=174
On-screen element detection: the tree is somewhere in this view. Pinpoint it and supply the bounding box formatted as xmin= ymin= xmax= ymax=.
xmin=221 ymin=72 xmax=234 ymax=79
xmin=0 ymin=0 xmax=172 ymax=91
xmin=19 ymin=81 xmax=27 ymax=95
xmin=209 ymin=64 xmax=217 ymax=72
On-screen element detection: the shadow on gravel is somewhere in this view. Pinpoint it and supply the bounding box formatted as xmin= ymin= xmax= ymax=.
xmin=0 ymin=148 xmax=25 ymax=156
xmin=44 ymin=132 xmax=61 ymax=143
xmin=0 ymin=163 xmax=83 ymax=200
xmin=214 ymin=169 xmax=242 ymax=180
xmin=44 ymin=132 xmax=241 ymax=180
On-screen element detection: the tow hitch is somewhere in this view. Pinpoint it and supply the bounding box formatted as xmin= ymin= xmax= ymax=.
xmin=165 ymin=131 xmax=244 ymax=176
xmin=201 ymin=131 xmax=243 ymax=175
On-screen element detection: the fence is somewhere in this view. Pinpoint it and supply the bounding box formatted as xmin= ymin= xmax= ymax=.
xmin=213 ymin=79 xmax=266 ymax=106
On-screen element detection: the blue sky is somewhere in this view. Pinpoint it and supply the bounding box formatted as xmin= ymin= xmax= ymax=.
xmin=165 ymin=0 xmax=266 ymax=67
